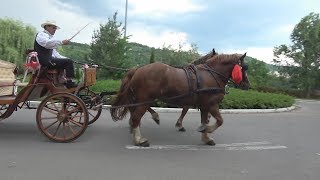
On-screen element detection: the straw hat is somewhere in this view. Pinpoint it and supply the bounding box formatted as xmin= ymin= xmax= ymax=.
xmin=41 ymin=20 xmax=60 ymax=29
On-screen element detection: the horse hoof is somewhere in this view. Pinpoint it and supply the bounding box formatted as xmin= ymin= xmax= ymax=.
xmin=153 ymin=119 xmax=160 ymax=125
xmin=197 ymin=124 xmax=207 ymax=133
xmin=178 ymin=127 xmax=186 ymax=132
xmin=206 ymin=140 xmax=216 ymax=146
xmin=139 ymin=141 xmax=150 ymax=147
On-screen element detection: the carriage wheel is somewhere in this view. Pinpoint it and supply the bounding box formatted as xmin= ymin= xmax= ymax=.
xmin=77 ymin=87 xmax=102 ymax=125
xmin=36 ymin=93 xmax=89 ymax=143
xmin=0 ymin=105 xmax=9 ymax=116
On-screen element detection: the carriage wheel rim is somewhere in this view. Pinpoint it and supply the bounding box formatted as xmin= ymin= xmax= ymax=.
xmin=36 ymin=93 xmax=88 ymax=142
xmin=77 ymin=87 xmax=102 ymax=125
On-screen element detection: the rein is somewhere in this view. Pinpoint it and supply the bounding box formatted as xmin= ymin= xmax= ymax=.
xmin=73 ymin=60 xmax=129 ymax=71
xmin=201 ymin=63 xmax=240 ymax=88
xmin=108 ymin=87 xmax=225 ymax=109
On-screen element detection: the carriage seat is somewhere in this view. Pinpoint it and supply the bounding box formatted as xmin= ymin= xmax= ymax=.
xmin=0 ymin=60 xmax=17 ymax=96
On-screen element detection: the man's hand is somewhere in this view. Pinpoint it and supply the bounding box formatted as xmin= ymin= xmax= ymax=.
xmin=62 ymin=39 xmax=71 ymax=45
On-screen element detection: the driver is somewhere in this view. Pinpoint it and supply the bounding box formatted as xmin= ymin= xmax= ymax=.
xmin=34 ymin=20 xmax=77 ymax=88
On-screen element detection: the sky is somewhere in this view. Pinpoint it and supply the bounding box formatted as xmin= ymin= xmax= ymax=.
xmin=1 ymin=0 xmax=320 ymax=64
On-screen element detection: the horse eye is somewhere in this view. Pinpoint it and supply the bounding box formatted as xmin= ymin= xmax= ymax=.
xmin=242 ymin=64 xmax=248 ymax=70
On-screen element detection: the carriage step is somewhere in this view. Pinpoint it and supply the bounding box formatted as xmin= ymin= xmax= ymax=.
xmin=0 ymin=95 xmax=15 ymax=105
xmin=15 ymin=82 xmax=28 ymax=86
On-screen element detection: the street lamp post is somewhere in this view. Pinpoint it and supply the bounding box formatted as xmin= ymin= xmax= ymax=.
xmin=124 ymin=0 xmax=128 ymax=38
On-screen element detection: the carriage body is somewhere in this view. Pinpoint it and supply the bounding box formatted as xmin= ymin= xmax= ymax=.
xmin=0 ymin=50 xmax=101 ymax=142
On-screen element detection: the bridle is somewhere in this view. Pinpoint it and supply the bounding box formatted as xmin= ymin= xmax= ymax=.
xmin=201 ymin=62 xmax=248 ymax=89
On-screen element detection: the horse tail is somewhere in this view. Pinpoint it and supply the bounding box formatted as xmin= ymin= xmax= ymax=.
xmin=110 ymin=68 xmax=137 ymax=121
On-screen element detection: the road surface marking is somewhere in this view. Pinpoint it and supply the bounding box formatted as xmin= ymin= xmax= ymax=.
xmin=126 ymin=141 xmax=287 ymax=151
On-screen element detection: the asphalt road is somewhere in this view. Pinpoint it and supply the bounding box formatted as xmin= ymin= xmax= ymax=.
xmin=0 ymin=99 xmax=320 ymax=180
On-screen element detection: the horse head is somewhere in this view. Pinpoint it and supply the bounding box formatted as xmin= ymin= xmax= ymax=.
xmin=205 ymin=53 xmax=250 ymax=90
xmin=237 ymin=53 xmax=250 ymax=90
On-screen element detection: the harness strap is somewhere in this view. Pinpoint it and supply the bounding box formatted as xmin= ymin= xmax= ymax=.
xmin=203 ymin=64 xmax=222 ymax=87
xmin=190 ymin=64 xmax=202 ymax=90
xmin=182 ymin=67 xmax=193 ymax=94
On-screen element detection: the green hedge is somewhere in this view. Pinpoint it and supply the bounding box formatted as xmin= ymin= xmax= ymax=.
xmin=90 ymin=79 xmax=121 ymax=92
xmin=90 ymin=80 xmax=295 ymax=109
xmin=220 ymin=88 xmax=295 ymax=109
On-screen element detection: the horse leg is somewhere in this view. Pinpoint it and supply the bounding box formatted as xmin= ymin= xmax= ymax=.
xmin=205 ymin=104 xmax=224 ymax=134
xmin=131 ymin=106 xmax=150 ymax=147
xmin=147 ymin=107 xmax=160 ymax=125
xmin=199 ymin=109 xmax=215 ymax=146
xmin=175 ymin=107 xmax=189 ymax=132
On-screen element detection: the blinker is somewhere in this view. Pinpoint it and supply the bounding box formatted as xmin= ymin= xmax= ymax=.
xmin=232 ymin=64 xmax=242 ymax=84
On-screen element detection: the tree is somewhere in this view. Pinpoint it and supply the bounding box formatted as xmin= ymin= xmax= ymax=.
xmin=273 ymin=12 xmax=320 ymax=98
xmin=0 ymin=18 xmax=36 ymax=67
xmin=245 ymin=57 xmax=270 ymax=88
xmin=149 ymin=48 xmax=155 ymax=64
xmin=90 ymin=12 xmax=130 ymax=79
xmin=157 ymin=42 xmax=199 ymax=66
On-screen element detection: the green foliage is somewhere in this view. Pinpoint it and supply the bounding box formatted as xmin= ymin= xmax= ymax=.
xmin=274 ymin=12 xmax=320 ymax=98
xmin=90 ymin=12 xmax=130 ymax=79
xmin=155 ymin=43 xmax=200 ymax=66
xmin=220 ymin=88 xmax=295 ymax=109
xmin=0 ymin=18 xmax=36 ymax=67
xmin=89 ymin=79 xmax=121 ymax=92
xmin=59 ymin=42 xmax=91 ymax=62
xmin=149 ymin=48 xmax=155 ymax=63
xmin=245 ymin=56 xmax=271 ymax=88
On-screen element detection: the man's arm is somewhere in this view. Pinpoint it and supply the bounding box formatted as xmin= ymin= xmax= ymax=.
xmin=36 ymin=32 xmax=62 ymax=49
xmin=52 ymin=49 xmax=67 ymax=58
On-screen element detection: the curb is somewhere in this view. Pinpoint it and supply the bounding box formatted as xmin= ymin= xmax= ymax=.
xmin=101 ymin=105 xmax=297 ymax=114
xmin=28 ymin=101 xmax=297 ymax=114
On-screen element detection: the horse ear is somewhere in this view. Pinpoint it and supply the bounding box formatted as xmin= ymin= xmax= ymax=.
xmin=240 ymin=52 xmax=247 ymax=60
xmin=212 ymin=48 xmax=216 ymax=55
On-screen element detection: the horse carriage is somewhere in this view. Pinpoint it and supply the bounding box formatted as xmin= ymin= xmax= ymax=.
xmin=0 ymin=49 xmax=103 ymax=142
xmin=0 ymin=48 xmax=250 ymax=147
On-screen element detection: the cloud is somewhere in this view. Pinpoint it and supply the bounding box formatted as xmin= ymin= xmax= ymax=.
xmin=221 ymin=47 xmax=275 ymax=64
xmin=129 ymin=0 xmax=206 ymax=18
xmin=128 ymin=23 xmax=192 ymax=51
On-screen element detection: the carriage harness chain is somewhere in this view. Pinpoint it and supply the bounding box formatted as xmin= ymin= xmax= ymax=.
xmin=108 ymin=63 xmax=238 ymax=109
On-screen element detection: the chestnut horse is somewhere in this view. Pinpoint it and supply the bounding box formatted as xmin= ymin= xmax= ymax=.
xmin=146 ymin=48 xmax=218 ymax=131
xmin=111 ymin=53 xmax=250 ymax=147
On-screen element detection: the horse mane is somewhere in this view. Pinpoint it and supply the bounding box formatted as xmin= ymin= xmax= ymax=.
xmin=191 ymin=49 xmax=217 ymax=65
xmin=208 ymin=54 xmax=241 ymax=65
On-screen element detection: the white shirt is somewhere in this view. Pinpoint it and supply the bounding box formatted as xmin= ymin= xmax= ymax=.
xmin=36 ymin=30 xmax=67 ymax=59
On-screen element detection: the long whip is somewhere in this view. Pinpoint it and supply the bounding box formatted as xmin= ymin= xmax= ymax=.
xmin=68 ymin=22 xmax=91 ymax=41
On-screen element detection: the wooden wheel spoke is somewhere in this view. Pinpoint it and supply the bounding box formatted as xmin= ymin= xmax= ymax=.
xmin=41 ymin=116 xmax=58 ymax=120
xmin=66 ymin=106 xmax=81 ymax=115
xmin=44 ymin=120 xmax=59 ymax=130
xmin=43 ymin=106 xmax=59 ymax=115
xmin=88 ymin=111 xmax=95 ymax=118
xmin=68 ymin=118 xmax=84 ymax=127
xmin=63 ymin=122 xmax=66 ymax=140
xmin=47 ymin=99 xmax=60 ymax=111
xmin=65 ymin=122 xmax=76 ymax=135
xmin=53 ymin=122 xmax=62 ymax=136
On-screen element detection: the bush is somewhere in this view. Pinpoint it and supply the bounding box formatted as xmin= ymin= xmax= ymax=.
xmin=90 ymin=79 xmax=121 ymax=92
xmin=220 ymin=88 xmax=295 ymax=109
